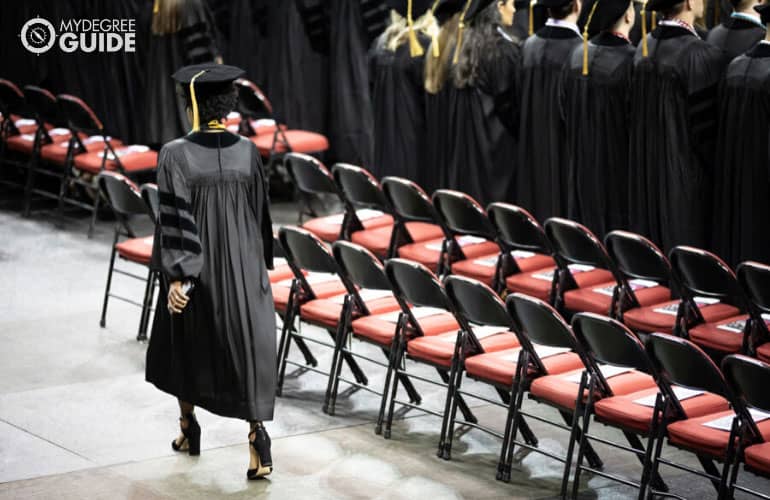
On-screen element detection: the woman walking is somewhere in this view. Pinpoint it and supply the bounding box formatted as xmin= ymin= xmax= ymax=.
xmin=145 ymin=63 xmax=276 ymax=479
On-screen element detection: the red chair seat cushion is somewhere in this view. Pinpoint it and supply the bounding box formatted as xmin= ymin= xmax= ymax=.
xmin=9 ymin=116 xmax=37 ymax=134
xmin=452 ymin=253 xmax=555 ymax=286
xmin=398 ymin=238 xmax=443 ymax=271
xmin=299 ymin=294 xmax=400 ymax=329
xmin=593 ymin=387 xmax=730 ymax=433
xmin=271 ymin=275 xmax=347 ymax=312
xmin=301 ymin=212 xmax=393 ymax=242
xmin=73 ymin=146 xmax=157 ymax=174
xmin=745 ymin=442 xmax=770 ymax=475
xmin=623 ymin=300 xmax=740 ymax=334
xmin=351 ymin=222 xmax=443 ymax=257
xmin=667 ymin=410 xmax=770 ymax=458
xmin=351 ymin=311 xmax=460 ymax=346
xmin=506 ymin=266 xmax=614 ymax=302
xmin=406 ymin=330 xmax=519 ymax=368
xmin=529 ymin=368 xmax=657 ymax=411
xmin=115 ymin=236 xmax=153 ymax=265
xmin=688 ymin=314 xmax=750 ymax=354
xmin=564 ymin=282 xmax=672 ymax=316
xmin=6 ymin=134 xmax=37 ymax=154
xmin=40 ymin=136 xmax=124 ymax=165
xmin=268 ymin=261 xmax=296 ymax=283
xmin=758 ymin=342 xmax=770 ymax=364
xmin=252 ymin=130 xmax=329 ymax=156
xmin=464 ymin=348 xmax=583 ymax=387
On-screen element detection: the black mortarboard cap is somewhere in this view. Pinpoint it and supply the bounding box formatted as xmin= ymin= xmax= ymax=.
xmin=464 ymin=0 xmax=496 ymax=21
xmin=386 ymin=0 xmax=434 ymax=17
xmin=538 ymin=0 xmax=575 ymax=8
xmin=579 ymin=0 xmax=631 ymax=36
xmin=172 ymin=63 xmax=245 ymax=131
xmin=434 ymin=0 xmax=465 ymax=23
xmin=756 ymin=2 xmax=770 ymax=24
xmin=645 ymin=0 xmax=683 ymax=12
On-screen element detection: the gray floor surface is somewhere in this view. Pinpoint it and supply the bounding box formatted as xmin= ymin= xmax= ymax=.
xmin=0 ymin=192 xmax=768 ymax=499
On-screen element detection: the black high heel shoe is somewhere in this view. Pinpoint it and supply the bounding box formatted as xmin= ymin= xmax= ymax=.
xmin=171 ymin=412 xmax=201 ymax=456
xmin=247 ymin=424 xmax=272 ymax=479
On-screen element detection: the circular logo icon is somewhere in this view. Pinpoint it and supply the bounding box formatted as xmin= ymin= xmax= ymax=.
xmin=20 ymin=17 xmax=56 ymax=54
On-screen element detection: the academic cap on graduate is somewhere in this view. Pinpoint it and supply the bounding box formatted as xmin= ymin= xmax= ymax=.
xmin=577 ymin=0 xmax=632 ymax=75
xmin=433 ymin=0 xmax=465 ymax=24
xmin=451 ymin=0 xmax=495 ymax=63
xmin=386 ymin=0 xmax=435 ymax=56
xmin=756 ymin=2 xmax=770 ymax=24
xmin=171 ymin=63 xmax=244 ymax=132
xmin=644 ymin=0 xmax=682 ymax=12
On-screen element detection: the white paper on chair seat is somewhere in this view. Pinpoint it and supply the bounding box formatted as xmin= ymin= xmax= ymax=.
xmin=472 ymin=325 xmax=507 ymax=340
xmin=629 ymin=278 xmax=658 ymax=290
xmin=15 ymin=118 xmax=35 ymax=127
xmin=456 ymin=235 xmax=487 ymax=247
xmin=694 ymin=296 xmax=721 ymax=306
xmin=532 ymin=269 xmax=556 ymax=281
xmin=702 ymin=409 xmax=770 ymax=431
xmin=276 ymin=271 xmax=337 ymax=288
xmin=273 ymin=257 xmax=288 ymax=267
xmin=593 ymin=285 xmax=617 ymax=297
xmin=718 ymin=320 xmax=746 ymax=334
xmin=98 ymin=144 xmax=150 ymax=159
xmin=331 ymin=288 xmax=392 ymax=304
xmin=569 ymin=263 xmax=596 ymax=273
xmin=512 ymin=250 xmax=536 ymax=259
xmin=473 ymin=256 xmax=498 ymax=267
xmin=500 ymin=344 xmax=571 ymax=363
xmin=633 ymin=386 xmax=705 ymax=407
xmin=226 ymin=111 xmax=241 ymax=120
xmin=252 ymin=118 xmax=276 ymax=129
xmin=653 ymin=302 xmax=681 ymax=316
xmin=49 ymin=127 xmax=69 ymax=136
xmin=567 ymin=364 xmax=633 ymax=384
xmin=83 ymin=135 xmax=110 ymax=145
xmin=380 ymin=306 xmax=446 ymax=324
xmin=425 ymin=241 xmax=445 ymax=251
xmin=141 ymin=236 xmax=153 ymax=246
xmin=20 ymin=134 xmax=35 ymax=142
xmin=324 ymin=208 xmax=384 ymax=225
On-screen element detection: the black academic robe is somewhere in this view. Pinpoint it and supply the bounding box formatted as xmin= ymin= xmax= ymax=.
xmin=628 ymin=25 xmax=725 ymax=250
xmin=712 ymin=43 xmax=770 ymax=265
xmin=449 ymin=30 xmax=521 ymax=205
xmin=147 ymin=131 xmax=276 ymax=421
xmin=516 ymin=24 xmax=582 ymax=221
xmin=425 ymin=82 xmax=457 ymax=192
xmin=707 ymin=16 xmax=766 ymax=62
xmin=370 ymin=34 xmax=430 ymax=183
xmin=562 ymin=32 xmax=635 ymax=237
xmin=143 ymin=0 xmax=220 ymax=146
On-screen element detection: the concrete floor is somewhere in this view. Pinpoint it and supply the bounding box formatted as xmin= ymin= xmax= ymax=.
xmin=0 ymin=190 xmax=768 ymax=499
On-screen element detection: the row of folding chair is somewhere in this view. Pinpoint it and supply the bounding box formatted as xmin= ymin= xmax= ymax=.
xmin=0 ymin=78 xmax=158 ymax=237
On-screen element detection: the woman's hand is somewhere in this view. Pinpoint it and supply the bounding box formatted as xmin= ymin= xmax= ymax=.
xmin=168 ymin=281 xmax=190 ymax=314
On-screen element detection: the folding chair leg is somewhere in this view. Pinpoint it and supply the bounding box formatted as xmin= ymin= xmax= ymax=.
xmin=638 ymin=401 xmax=661 ymax=500
xmin=99 ymin=241 xmax=119 ymax=328
xmin=437 ymin=368 xmax=477 ymax=425
xmin=136 ymin=268 xmax=154 ymax=341
xmin=622 ymin=430 xmax=667 ymax=493
xmin=560 ymin=409 xmax=603 ymax=470
xmin=376 ymin=328 xmax=401 ymax=435
xmin=500 ymin=370 xmax=528 ymax=482
xmin=22 ymin=156 xmax=37 ymax=217
xmin=438 ymin=334 xmax=463 ymax=460
xmin=388 ymin=348 xmax=421 ymax=404
xmin=292 ymin=335 xmax=319 ymax=367
xmin=324 ymin=301 xmax=350 ymax=415
xmin=698 ymin=456 xmax=723 ymax=493
xmin=88 ymin=194 xmax=101 ymax=239
xmin=276 ymin=284 xmax=298 ymax=397
xmin=569 ymin=377 xmax=598 ymax=499
xmin=384 ymin=332 xmax=406 ymax=439
xmin=498 ymin=371 xmax=522 ymax=481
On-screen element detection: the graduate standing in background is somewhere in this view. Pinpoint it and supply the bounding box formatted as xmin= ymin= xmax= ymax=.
xmin=515 ymin=0 xmax=583 ymax=221
xmin=370 ymin=0 xmax=437 ymax=182
xmin=712 ymin=2 xmax=770 ymax=265
xmin=628 ymin=0 xmax=725 ymax=250
xmin=424 ymin=0 xmax=464 ymax=192
xmin=707 ymin=0 xmax=766 ymax=60
xmin=449 ymin=0 xmax=520 ymax=204
xmin=563 ymin=0 xmax=636 ymax=236
xmin=145 ymin=64 xmax=276 ymax=480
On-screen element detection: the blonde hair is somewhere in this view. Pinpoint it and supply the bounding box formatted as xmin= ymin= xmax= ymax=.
xmin=151 ymin=0 xmax=183 ymax=35
xmin=424 ymin=13 xmax=461 ymax=94
xmin=381 ymin=9 xmax=439 ymax=52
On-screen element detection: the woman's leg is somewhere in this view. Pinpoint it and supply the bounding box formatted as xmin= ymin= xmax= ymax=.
xmin=247 ymin=420 xmax=272 ymax=478
xmin=174 ymin=400 xmax=195 ymax=448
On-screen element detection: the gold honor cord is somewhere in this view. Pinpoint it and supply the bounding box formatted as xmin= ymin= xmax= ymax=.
xmin=431 ymin=0 xmax=441 ymax=57
xmin=408 ymin=0 xmax=425 ymax=57
xmin=642 ymin=1 xmax=649 ymax=57
xmin=453 ymin=0 xmax=473 ymax=64
xmin=188 ymin=70 xmax=207 ymax=132
xmin=582 ymin=0 xmax=600 ymax=75
xmin=529 ymin=0 xmax=537 ymax=35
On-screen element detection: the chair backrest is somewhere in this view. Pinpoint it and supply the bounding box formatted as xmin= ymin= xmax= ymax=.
xmin=385 ymin=258 xmax=455 ymax=337
xmin=333 ymin=241 xmax=391 ymax=291
xmin=140 ymin=183 xmax=159 ymax=223
xmin=445 ymin=275 xmax=513 ymax=353
xmin=432 ymin=189 xmax=496 ymax=241
xmin=23 ymin=85 xmax=61 ymax=126
xmin=332 ymin=163 xmax=389 ymax=212
xmin=605 ymin=230 xmax=674 ymax=288
xmin=506 ymin=292 xmax=582 ymax=375
xmin=670 ymin=246 xmax=746 ymax=308
xmin=487 ymin=202 xmax=552 ymax=255
xmin=381 ymin=176 xmax=441 ymax=226
xmin=234 ymin=78 xmax=274 ymax=120
xmin=0 ymin=79 xmax=26 ymax=117
xmin=544 ymin=217 xmax=617 ymax=274
xmin=646 ymin=333 xmax=731 ymax=417
xmin=285 ymin=153 xmax=341 ymax=198
xmin=722 ymin=355 xmax=770 ymax=440
xmin=737 ymin=261 xmax=770 ymax=314
xmin=97 ymin=172 xmax=146 ymax=218
xmin=56 ymin=94 xmax=104 ymax=134
xmin=572 ymin=313 xmax=653 ymax=395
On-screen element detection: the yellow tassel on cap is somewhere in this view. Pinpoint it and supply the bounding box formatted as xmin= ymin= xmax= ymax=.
xmin=582 ymin=0 xmax=600 ymax=75
xmin=641 ymin=1 xmax=649 ymax=57
xmin=408 ymin=0 xmax=425 ymax=57
xmin=453 ymin=0 xmax=473 ymax=64
xmin=529 ymin=0 xmax=537 ymax=35
xmin=430 ymin=0 xmax=441 ymax=57
xmin=189 ymin=69 xmax=207 ymax=132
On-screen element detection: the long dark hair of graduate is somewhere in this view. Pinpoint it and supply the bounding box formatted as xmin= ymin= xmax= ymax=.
xmin=452 ymin=2 xmax=517 ymax=88
xmin=151 ymin=0 xmax=183 ymax=35
xmin=425 ymin=13 xmax=461 ymax=94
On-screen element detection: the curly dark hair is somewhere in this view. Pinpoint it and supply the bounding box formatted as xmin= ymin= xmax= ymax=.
xmin=179 ymin=84 xmax=238 ymax=123
xmin=549 ymin=0 xmax=577 ymax=20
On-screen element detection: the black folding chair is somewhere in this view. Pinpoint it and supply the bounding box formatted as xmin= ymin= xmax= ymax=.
xmin=97 ymin=172 xmax=157 ymax=341
xmin=0 ymin=78 xmax=33 ymax=189
xmin=736 ymin=261 xmax=770 ymax=360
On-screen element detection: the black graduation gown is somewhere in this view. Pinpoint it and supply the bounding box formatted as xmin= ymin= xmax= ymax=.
xmin=707 ymin=16 xmax=766 ymax=62
xmin=370 ymin=34 xmax=430 ymax=182
xmin=146 ymin=131 xmax=276 ymax=421
xmin=516 ymin=25 xmax=582 ymax=221
xmin=425 ymin=82 xmax=457 ymax=192
xmin=143 ymin=0 xmax=220 ymax=146
xmin=712 ymin=43 xmax=770 ymax=265
xmin=628 ymin=25 xmax=725 ymax=250
xmin=449 ymin=30 xmax=521 ymax=205
xmin=562 ymin=32 xmax=635 ymax=237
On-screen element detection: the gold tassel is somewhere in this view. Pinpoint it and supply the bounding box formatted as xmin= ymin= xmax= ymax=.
xmin=453 ymin=0 xmax=473 ymax=64
xmin=153 ymin=0 xmax=159 ymax=14
xmin=408 ymin=0 xmax=425 ymax=57
xmin=430 ymin=0 xmax=441 ymax=57
xmin=651 ymin=11 xmax=656 ymax=26
xmin=713 ymin=0 xmax=720 ymax=25
xmin=189 ymin=70 xmax=207 ymax=132
xmin=529 ymin=0 xmax=536 ymax=35
xmin=642 ymin=2 xmax=649 ymax=57
xmin=582 ymin=1 xmax=600 ymax=76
